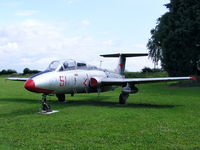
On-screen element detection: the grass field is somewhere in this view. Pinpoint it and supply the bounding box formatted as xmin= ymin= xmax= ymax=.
xmin=0 ymin=77 xmax=200 ymax=150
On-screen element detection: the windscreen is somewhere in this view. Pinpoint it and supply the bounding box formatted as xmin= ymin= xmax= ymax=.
xmin=46 ymin=61 xmax=61 ymax=71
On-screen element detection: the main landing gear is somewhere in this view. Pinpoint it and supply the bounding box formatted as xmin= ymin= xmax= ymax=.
xmin=118 ymin=84 xmax=138 ymax=104
xmin=56 ymin=94 xmax=66 ymax=103
xmin=119 ymin=92 xmax=129 ymax=104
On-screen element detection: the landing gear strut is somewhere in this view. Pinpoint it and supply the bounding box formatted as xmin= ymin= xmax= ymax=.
xmin=42 ymin=94 xmax=52 ymax=112
xmin=119 ymin=93 xmax=129 ymax=104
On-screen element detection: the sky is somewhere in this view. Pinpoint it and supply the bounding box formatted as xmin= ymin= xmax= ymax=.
xmin=0 ymin=0 xmax=169 ymax=73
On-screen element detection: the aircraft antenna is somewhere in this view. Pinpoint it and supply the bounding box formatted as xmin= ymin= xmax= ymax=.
xmin=100 ymin=60 xmax=102 ymax=68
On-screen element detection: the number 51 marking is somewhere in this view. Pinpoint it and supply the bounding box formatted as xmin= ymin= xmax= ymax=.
xmin=59 ymin=76 xmax=66 ymax=87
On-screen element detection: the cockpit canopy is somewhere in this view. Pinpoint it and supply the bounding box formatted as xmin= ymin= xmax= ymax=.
xmin=46 ymin=59 xmax=98 ymax=72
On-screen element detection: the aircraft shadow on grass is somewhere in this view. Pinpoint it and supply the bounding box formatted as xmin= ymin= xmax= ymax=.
xmin=0 ymin=97 xmax=181 ymax=117
xmin=0 ymin=96 xmax=180 ymax=110
xmin=63 ymin=99 xmax=179 ymax=109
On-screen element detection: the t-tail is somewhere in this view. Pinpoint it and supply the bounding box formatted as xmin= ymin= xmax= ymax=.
xmin=100 ymin=53 xmax=148 ymax=75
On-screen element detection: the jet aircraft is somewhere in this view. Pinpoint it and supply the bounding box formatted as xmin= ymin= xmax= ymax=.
xmin=8 ymin=53 xmax=195 ymax=112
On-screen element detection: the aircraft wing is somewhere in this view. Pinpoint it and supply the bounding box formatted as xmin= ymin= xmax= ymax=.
xmin=101 ymin=77 xmax=195 ymax=86
xmin=7 ymin=77 xmax=29 ymax=81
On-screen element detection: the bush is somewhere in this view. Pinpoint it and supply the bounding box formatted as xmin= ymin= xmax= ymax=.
xmin=23 ymin=68 xmax=40 ymax=75
xmin=141 ymin=67 xmax=153 ymax=73
xmin=141 ymin=67 xmax=164 ymax=73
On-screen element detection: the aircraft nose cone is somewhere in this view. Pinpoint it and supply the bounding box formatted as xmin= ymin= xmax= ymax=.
xmin=24 ymin=79 xmax=35 ymax=92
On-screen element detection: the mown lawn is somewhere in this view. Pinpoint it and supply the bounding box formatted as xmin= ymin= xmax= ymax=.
xmin=0 ymin=77 xmax=200 ymax=150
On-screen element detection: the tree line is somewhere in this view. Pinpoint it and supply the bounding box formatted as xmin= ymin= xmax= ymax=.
xmin=0 ymin=68 xmax=40 ymax=75
xmin=0 ymin=67 xmax=160 ymax=75
xmin=0 ymin=69 xmax=17 ymax=75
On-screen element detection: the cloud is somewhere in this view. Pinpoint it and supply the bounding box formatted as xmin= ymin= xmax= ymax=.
xmin=0 ymin=19 xmax=101 ymax=72
xmin=16 ymin=10 xmax=39 ymax=16
xmin=0 ymin=2 xmax=21 ymax=8
xmin=0 ymin=42 xmax=18 ymax=50
xmin=0 ymin=19 xmax=154 ymax=73
xmin=63 ymin=0 xmax=77 ymax=4
xmin=80 ymin=20 xmax=91 ymax=27
xmin=102 ymin=40 xmax=121 ymax=47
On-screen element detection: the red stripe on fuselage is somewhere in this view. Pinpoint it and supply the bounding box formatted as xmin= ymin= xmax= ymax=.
xmin=30 ymin=87 xmax=54 ymax=93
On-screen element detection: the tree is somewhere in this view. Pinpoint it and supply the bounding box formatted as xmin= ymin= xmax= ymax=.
xmin=147 ymin=0 xmax=200 ymax=76
xmin=23 ymin=68 xmax=30 ymax=74
xmin=6 ymin=69 xmax=17 ymax=74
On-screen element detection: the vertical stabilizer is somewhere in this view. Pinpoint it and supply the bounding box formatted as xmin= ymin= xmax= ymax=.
xmin=100 ymin=53 xmax=148 ymax=75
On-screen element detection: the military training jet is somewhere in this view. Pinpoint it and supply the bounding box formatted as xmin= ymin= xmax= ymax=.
xmin=8 ymin=53 xmax=195 ymax=113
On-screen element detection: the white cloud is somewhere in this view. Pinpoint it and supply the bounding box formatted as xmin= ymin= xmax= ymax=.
xmin=0 ymin=20 xmax=99 ymax=72
xmin=16 ymin=10 xmax=39 ymax=16
xmin=0 ymin=2 xmax=21 ymax=8
xmin=0 ymin=19 xmax=154 ymax=73
xmin=0 ymin=42 xmax=18 ymax=50
xmin=80 ymin=20 xmax=91 ymax=27
xmin=102 ymin=40 xmax=121 ymax=47
xmin=63 ymin=0 xmax=77 ymax=4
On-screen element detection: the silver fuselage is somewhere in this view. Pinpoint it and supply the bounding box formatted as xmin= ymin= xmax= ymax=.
xmin=26 ymin=69 xmax=122 ymax=94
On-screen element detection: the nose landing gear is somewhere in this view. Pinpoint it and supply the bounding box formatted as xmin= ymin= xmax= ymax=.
xmin=40 ymin=94 xmax=59 ymax=114
xmin=42 ymin=94 xmax=52 ymax=112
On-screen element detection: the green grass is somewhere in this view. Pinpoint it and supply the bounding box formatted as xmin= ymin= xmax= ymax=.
xmin=1 ymin=77 xmax=200 ymax=150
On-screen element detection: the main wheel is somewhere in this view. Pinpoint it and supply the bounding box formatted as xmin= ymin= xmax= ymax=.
xmin=56 ymin=94 xmax=65 ymax=102
xmin=119 ymin=93 xmax=129 ymax=104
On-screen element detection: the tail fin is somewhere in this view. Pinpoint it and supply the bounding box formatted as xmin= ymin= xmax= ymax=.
xmin=100 ymin=53 xmax=148 ymax=75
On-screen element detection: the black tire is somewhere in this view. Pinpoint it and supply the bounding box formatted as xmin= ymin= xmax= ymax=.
xmin=119 ymin=93 xmax=128 ymax=104
xmin=56 ymin=94 xmax=65 ymax=102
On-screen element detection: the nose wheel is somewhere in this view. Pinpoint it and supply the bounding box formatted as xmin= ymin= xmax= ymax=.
xmin=42 ymin=94 xmax=52 ymax=112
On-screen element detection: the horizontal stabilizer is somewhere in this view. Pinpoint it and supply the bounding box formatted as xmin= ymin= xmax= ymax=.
xmin=100 ymin=53 xmax=148 ymax=57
